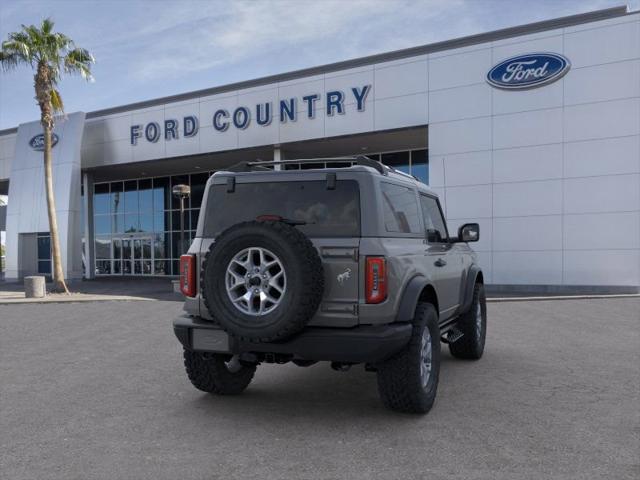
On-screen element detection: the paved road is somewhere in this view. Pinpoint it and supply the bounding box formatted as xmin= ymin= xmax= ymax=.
xmin=1 ymin=298 xmax=638 ymax=480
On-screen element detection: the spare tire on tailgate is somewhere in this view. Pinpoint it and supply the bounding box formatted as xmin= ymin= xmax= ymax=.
xmin=202 ymin=220 xmax=324 ymax=342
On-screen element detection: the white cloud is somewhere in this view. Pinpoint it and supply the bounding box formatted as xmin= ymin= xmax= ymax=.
xmin=93 ymin=0 xmax=474 ymax=81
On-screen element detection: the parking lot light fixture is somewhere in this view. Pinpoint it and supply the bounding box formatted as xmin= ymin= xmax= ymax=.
xmin=172 ymin=184 xmax=191 ymax=255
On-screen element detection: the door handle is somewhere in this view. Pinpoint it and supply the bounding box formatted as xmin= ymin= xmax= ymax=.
xmin=434 ymin=258 xmax=447 ymax=267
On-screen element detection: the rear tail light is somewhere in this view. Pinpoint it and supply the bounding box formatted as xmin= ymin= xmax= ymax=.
xmin=180 ymin=254 xmax=197 ymax=297
xmin=365 ymin=256 xmax=387 ymax=304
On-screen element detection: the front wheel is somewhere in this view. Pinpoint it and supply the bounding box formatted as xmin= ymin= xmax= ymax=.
xmin=376 ymin=303 xmax=441 ymax=414
xmin=183 ymin=350 xmax=256 ymax=395
xmin=449 ymin=282 xmax=487 ymax=360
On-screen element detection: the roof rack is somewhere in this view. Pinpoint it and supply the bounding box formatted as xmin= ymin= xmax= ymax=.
xmin=226 ymin=156 xmax=387 ymax=175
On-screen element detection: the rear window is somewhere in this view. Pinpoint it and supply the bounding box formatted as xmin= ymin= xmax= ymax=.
xmin=204 ymin=180 xmax=360 ymax=237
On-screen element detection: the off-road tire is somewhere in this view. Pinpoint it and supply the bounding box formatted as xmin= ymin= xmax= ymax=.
xmin=376 ymin=303 xmax=441 ymax=414
xmin=449 ymin=282 xmax=486 ymax=360
xmin=202 ymin=221 xmax=324 ymax=343
xmin=183 ymin=349 xmax=256 ymax=395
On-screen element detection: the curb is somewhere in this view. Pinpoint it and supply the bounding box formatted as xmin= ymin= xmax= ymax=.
xmin=487 ymin=293 xmax=640 ymax=303
xmin=0 ymin=295 xmax=155 ymax=305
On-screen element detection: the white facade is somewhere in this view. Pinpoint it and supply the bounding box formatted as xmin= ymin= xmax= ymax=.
xmin=0 ymin=7 xmax=638 ymax=291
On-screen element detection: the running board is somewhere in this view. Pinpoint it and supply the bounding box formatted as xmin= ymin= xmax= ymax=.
xmin=441 ymin=327 xmax=464 ymax=344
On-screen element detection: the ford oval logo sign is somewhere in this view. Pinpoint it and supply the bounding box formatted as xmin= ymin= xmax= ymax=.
xmin=487 ymin=53 xmax=570 ymax=90
xmin=29 ymin=133 xmax=59 ymax=151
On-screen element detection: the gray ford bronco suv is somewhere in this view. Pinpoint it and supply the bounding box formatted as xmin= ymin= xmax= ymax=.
xmin=173 ymin=157 xmax=486 ymax=414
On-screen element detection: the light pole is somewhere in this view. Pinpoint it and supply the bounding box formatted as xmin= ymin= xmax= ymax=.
xmin=172 ymin=184 xmax=191 ymax=256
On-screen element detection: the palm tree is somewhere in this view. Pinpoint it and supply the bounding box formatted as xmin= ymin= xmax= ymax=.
xmin=0 ymin=18 xmax=94 ymax=293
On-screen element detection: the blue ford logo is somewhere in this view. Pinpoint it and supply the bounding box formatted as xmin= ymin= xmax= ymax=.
xmin=29 ymin=133 xmax=59 ymax=151
xmin=487 ymin=53 xmax=570 ymax=90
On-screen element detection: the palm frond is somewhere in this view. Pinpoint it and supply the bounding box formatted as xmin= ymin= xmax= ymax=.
xmin=50 ymin=88 xmax=64 ymax=113
xmin=2 ymin=37 xmax=32 ymax=63
xmin=64 ymin=47 xmax=94 ymax=81
xmin=53 ymin=32 xmax=72 ymax=50
xmin=41 ymin=17 xmax=54 ymax=35
xmin=0 ymin=51 xmax=20 ymax=70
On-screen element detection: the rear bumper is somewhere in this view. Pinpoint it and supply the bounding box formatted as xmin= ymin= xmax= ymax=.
xmin=173 ymin=315 xmax=412 ymax=364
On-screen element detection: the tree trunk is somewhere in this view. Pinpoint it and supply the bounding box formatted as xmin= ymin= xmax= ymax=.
xmin=36 ymin=62 xmax=68 ymax=294
xmin=43 ymin=122 xmax=69 ymax=293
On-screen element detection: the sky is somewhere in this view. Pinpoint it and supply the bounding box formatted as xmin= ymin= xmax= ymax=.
xmin=0 ymin=0 xmax=636 ymax=130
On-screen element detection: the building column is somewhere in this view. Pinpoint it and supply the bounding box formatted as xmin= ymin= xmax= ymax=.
xmin=273 ymin=146 xmax=282 ymax=170
xmin=83 ymin=172 xmax=95 ymax=279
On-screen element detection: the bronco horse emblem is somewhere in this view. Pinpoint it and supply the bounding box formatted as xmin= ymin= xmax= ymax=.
xmin=337 ymin=268 xmax=351 ymax=285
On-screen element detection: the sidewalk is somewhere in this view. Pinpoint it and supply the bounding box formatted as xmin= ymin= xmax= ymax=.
xmin=1 ymin=276 xmax=637 ymax=305
xmin=0 ymin=277 xmax=183 ymax=304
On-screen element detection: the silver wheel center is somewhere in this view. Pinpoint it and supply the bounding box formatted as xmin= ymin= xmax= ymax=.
xmin=225 ymin=247 xmax=286 ymax=316
xmin=420 ymin=329 xmax=433 ymax=388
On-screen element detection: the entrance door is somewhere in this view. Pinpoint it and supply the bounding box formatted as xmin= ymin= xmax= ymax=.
xmin=132 ymin=237 xmax=153 ymax=275
xmin=113 ymin=236 xmax=153 ymax=275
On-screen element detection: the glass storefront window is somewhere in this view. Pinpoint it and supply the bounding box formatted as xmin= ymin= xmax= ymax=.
xmin=94 ymin=183 xmax=110 ymax=214
xmin=190 ymin=209 xmax=200 ymax=231
xmin=38 ymin=260 xmax=52 ymax=274
xmin=93 ymin=171 xmax=213 ymax=276
xmin=411 ymin=149 xmax=428 ymax=184
xmin=153 ymin=211 xmax=168 ymax=232
xmin=124 ymin=213 xmax=139 ymax=233
xmin=96 ymin=260 xmax=111 ymax=275
xmin=37 ymin=232 xmax=52 ymax=275
xmin=139 ymin=179 xmax=153 ymax=212
xmin=381 ymin=151 xmax=411 ymax=176
xmin=153 ymin=177 xmax=170 ymax=211
xmin=153 ymin=233 xmax=168 ymax=259
xmin=139 ymin=212 xmax=153 ymax=232
xmin=154 ymin=260 xmax=169 ymax=275
xmin=171 ymin=231 xmax=184 ymax=258
xmin=190 ymin=173 xmax=209 ymax=208
xmin=111 ymin=182 xmax=123 ymax=215
xmin=124 ymin=180 xmax=138 ymax=213
xmin=112 ymin=214 xmax=124 ymax=234
xmin=171 ymin=210 xmax=190 ymax=232
xmin=37 ymin=234 xmax=51 ymax=260
xmin=95 ymin=236 xmax=111 ymax=259
xmin=113 ymin=238 xmax=122 ymax=259
xmin=95 ymin=215 xmax=111 ymax=235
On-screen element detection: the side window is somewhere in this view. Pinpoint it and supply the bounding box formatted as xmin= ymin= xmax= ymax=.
xmin=420 ymin=195 xmax=448 ymax=243
xmin=381 ymin=183 xmax=421 ymax=234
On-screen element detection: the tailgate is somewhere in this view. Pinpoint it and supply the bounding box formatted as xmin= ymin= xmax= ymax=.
xmin=309 ymin=238 xmax=360 ymax=327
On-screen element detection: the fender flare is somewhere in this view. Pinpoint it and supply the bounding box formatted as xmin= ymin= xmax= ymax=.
xmin=395 ymin=276 xmax=431 ymax=323
xmin=459 ymin=265 xmax=483 ymax=314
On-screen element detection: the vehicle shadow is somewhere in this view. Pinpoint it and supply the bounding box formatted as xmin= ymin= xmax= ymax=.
xmin=182 ymin=353 xmax=476 ymax=422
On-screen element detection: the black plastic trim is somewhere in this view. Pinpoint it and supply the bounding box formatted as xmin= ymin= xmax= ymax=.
xmin=459 ymin=265 xmax=482 ymax=314
xmin=395 ymin=276 xmax=429 ymax=323
xmin=173 ymin=315 xmax=412 ymax=363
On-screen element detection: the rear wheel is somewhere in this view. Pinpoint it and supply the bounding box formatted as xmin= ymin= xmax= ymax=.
xmin=376 ymin=303 xmax=441 ymax=414
xmin=449 ymin=282 xmax=487 ymax=360
xmin=183 ymin=349 xmax=256 ymax=395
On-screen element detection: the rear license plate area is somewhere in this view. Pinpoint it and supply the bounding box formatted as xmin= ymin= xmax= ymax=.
xmin=191 ymin=329 xmax=230 ymax=352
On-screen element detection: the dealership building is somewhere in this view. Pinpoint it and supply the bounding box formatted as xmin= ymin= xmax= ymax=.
xmin=0 ymin=5 xmax=638 ymax=292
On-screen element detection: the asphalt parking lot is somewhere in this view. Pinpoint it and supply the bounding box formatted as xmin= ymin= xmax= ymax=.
xmin=1 ymin=297 xmax=638 ymax=480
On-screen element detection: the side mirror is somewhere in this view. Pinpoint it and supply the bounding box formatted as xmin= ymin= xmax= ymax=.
xmin=458 ymin=223 xmax=480 ymax=242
